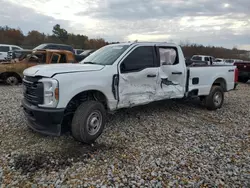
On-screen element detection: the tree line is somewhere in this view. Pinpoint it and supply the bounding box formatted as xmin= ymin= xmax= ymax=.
xmin=0 ymin=24 xmax=107 ymax=49
xmin=0 ymin=24 xmax=249 ymax=60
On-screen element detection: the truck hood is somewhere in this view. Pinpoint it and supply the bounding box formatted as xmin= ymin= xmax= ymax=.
xmin=23 ymin=63 xmax=105 ymax=77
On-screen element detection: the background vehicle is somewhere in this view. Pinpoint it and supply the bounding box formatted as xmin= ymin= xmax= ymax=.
xmin=234 ymin=61 xmax=250 ymax=83
xmin=0 ymin=49 xmax=77 ymax=85
xmin=224 ymin=59 xmax=243 ymax=65
xmin=0 ymin=44 xmax=23 ymax=61
xmin=21 ymin=42 xmax=238 ymax=144
xmin=33 ymin=43 xmax=75 ymax=54
xmin=75 ymin=49 xmax=96 ymax=62
xmin=191 ymin=55 xmax=215 ymax=65
xmin=7 ymin=49 xmax=32 ymax=61
xmin=74 ymin=49 xmax=84 ymax=55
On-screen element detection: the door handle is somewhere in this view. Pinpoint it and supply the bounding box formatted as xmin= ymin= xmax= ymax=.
xmin=147 ymin=74 xmax=156 ymax=78
xmin=172 ymin=72 xmax=182 ymax=75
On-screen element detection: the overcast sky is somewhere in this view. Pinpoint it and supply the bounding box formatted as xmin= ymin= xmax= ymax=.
xmin=1 ymin=0 xmax=250 ymax=50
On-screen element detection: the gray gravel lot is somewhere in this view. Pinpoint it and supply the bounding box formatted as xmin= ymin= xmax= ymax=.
xmin=0 ymin=83 xmax=250 ymax=187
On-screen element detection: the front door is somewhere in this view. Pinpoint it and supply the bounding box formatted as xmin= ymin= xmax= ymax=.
xmin=117 ymin=45 xmax=159 ymax=108
xmin=154 ymin=45 xmax=186 ymax=99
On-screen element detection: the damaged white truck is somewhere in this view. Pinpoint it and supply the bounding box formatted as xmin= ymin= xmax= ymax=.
xmin=21 ymin=42 xmax=238 ymax=143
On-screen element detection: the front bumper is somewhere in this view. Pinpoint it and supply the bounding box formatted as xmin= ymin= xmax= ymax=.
xmin=21 ymin=99 xmax=65 ymax=136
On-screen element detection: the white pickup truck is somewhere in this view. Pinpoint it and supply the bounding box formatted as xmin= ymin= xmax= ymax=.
xmin=21 ymin=42 xmax=238 ymax=143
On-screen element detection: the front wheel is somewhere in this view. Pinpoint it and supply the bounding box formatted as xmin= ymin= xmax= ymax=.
xmin=5 ymin=75 xmax=19 ymax=85
xmin=71 ymin=100 xmax=106 ymax=144
xmin=205 ymin=86 xmax=224 ymax=110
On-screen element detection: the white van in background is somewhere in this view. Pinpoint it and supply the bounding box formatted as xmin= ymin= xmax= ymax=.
xmin=0 ymin=44 xmax=23 ymax=61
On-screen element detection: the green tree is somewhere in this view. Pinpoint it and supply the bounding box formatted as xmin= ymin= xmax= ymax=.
xmin=52 ymin=24 xmax=68 ymax=42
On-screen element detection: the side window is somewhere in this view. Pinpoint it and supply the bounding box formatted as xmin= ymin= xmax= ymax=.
xmin=205 ymin=57 xmax=209 ymax=61
xmin=12 ymin=47 xmax=21 ymax=51
xmin=51 ymin=54 xmax=60 ymax=63
xmin=159 ymin=47 xmax=178 ymax=65
xmin=192 ymin=56 xmax=202 ymax=61
xmin=0 ymin=46 xmax=10 ymax=52
xmin=120 ymin=46 xmax=154 ymax=73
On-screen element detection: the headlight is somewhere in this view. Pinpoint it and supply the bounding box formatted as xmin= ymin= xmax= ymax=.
xmin=38 ymin=78 xmax=59 ymax=108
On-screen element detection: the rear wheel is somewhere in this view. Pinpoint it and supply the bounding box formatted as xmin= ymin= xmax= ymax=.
xmin=205 ymin=86 xmax=224 ymax=110
xmin=5 ymin=75 xmax=19 ymax=85
xmin=71 ymin=100 xmax=106 ymax=144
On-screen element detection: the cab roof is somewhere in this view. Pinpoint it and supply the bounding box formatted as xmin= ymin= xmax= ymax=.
xmin=109 ymin=41 xmax=178 ymax=47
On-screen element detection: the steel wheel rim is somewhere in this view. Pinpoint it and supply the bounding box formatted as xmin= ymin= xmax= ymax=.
xmin=213 ymin=91 xmax=222 ymax=106
xmin=86 ymin=110 xmax=102 ymax=135
xmin=7 ymin=77 xmax=18 ymax=85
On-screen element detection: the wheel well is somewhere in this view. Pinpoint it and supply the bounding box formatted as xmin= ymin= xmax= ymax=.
xmin=62 ymin=90 xmax=108 ymax=131
xmin=212 ymin=78 xmax=227 ymax=92
xmin=0 ymin=72 xmax=22 ymax=82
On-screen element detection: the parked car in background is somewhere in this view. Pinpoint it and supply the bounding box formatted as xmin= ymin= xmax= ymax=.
xmin=0 ymin=49 xmax=77 ymax=85
xmin=21 ymin=42 xmax=238 ymax=143
xmin=7 ymin=49 xmax=32 ymax=61
xmin=6 ymin=43 xmax=76 ymax=61
xmin=79 ymin=49 xmax=96 ymax=57
xmin=213 ymin=58 xmax=226 ymax=65
xmin=234 ymin=61 xmax=250 ymax=83
xmin=33 ymin=43 xmax=75 ymax=54
xmin=191 ymin=55 xmax=215 ymax=65
xmin=74 ymin=49 xmax=84 ymax=55
xmin=0 ymin=44 xmax=23 ymax=61
xmin=215 ymin=58 xmax=225 ymax=62
xmin=185 ymin=59 xmax=208 ymax=66
xmin=75 ymin=49 xmax=96 ymax=62
xmin=224 ymin=59 xmax=243 ymax=65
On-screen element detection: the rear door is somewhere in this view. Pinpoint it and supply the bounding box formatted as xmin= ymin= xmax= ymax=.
xmin=117 ymin=45 xmax=159 ymax=108
xmin=154 ymin=45 xmax=186 ymax=99
xmin=0 ymin=45 xmax=10 ymax=60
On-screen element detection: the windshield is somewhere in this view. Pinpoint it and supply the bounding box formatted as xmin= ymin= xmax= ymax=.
xmin=80 ymin=44 xmax=130 ymax=65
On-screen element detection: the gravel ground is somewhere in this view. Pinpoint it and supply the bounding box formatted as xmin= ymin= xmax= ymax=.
xmin=0 ymin=82 xmax=250 ymax=187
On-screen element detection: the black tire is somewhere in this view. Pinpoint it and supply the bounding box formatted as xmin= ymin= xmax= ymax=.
xmin=205 ymin=86 xmax=224 ymax=110
xmin=238 ymin=76 xmax=249 ymax=83
xmin=71 ymin=100 xmax=106 ymax=144
xmin=5 ymin=75 xmax=19 ymax=85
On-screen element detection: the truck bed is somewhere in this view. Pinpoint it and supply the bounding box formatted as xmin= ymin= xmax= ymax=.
xmin=187 ymin=65 xmax=236 ymax=96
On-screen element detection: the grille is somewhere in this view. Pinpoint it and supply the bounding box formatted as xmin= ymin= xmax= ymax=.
xmin=23 ymin=76 xmax=44 ymax=105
